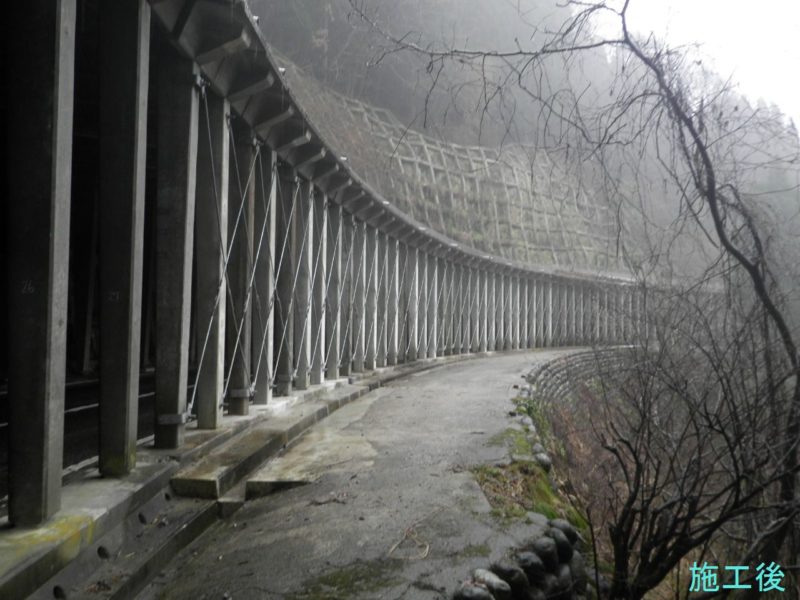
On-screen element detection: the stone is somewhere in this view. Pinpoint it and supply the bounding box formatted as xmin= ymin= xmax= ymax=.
xmin=554 ymin=563 xmax=573 ymax=595
xmin=549 ymin=518 xmax=579 ymax=544
xmin=533 ymin=453 xmax=552 ymax=472
xmin=546 ymin=527 xmax=573 ymax=563
xmin=569 ymin=553 xmax=589 ymax=595
xmin=530 ymin=537 xmax=559 ymax=572
xmin=531 ymin=442 xmax=546 ymax=454
xmin=519 ymin=415 xmax=535 ymax=429
xmin=473 ymin=569 xmax=512 ymax=600
xmin=490 ymin=559 xmax=530 ymax=599
xmin=516 ymin=551 xmax=546 ymax=584
xmin=541 ymin=573 xmax=558 ymax=596
xmin=525 ymin=588 xmax=546 ymax=600
xmin=525 ymin=512 xmax=550 ymax=528
xmin=511 ymin=453 xmax=537 ymax=464
xmin=454 ymin=581 xmax=494 ymax=600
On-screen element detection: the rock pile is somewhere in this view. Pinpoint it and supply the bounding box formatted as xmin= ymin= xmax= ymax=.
xmin=453 ymin=519 xmax=596 ymax=600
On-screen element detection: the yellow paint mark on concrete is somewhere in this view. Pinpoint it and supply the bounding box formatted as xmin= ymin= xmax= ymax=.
xmin=0 ymin=514 xmax=95 ymax=575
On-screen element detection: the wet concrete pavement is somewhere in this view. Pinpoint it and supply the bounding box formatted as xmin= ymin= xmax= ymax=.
xmin=138 ymin=351 xmax=574 ymax=600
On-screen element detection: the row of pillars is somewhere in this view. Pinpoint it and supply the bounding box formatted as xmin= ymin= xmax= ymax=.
xmin=2 ymin=0 xmax=645 ymax=527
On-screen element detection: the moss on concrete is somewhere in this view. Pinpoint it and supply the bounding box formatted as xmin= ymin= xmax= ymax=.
xmin=487 ymin=427 xmax=532 ymax=455
xmin=458 ymin=543 xmax=492 ymax=558
xmin=472 ymin=460 xmax=586 ymax=534
xmin=288 ymin=559 xmax=403 ymax=599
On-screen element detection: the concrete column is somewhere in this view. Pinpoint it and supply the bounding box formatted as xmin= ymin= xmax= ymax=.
xmin=629 ymin=287 xmax=635 ymax=343
xmin=404 ymin=246 xmax=419 ymax=361
xmin=569 ymin=284 xmax=576 ymax=345
xmin=426 ymin=254 xmax=438 ymax=358
xmin=291 ymin=182 xmax=313 ymax=389
xmin=503 ymin=274 xmax=512 ymax=350
xmin=418 ymin=251 xmax=429 ymax=359
xmin=459 ymin=266 xmax=467 ymax=353
xmin=462 ymin=266 xmax=472 ymax=353
xmin=437 ymin=258 xmax=446 ymax=355
xmin=226 ymin=134 xmax=255 ymax=414
xmin=635 ymin=287 xmax=642 ymax=343
xmin=453 ymin=264 xmax=463 ymax=354
xmin=521 ymin=279 xmax=529 ymax=349
xmin=377 ymin=233 xmax=389 ymax=367
xmin=553 ymin=280 xmax=560 ymax=346
xmin=310 ymin=192 xmax=327 ymax=385
xmin=530 ymin=279 xmax=538 ymax=348
xmin=387 ymin=238 xmax=399 ymax=365
xmin=275 ymin=172 xmax=297 ymax=396
xmin=488 ymin=272 xmax=496 ymax=350
xmin=579 ymin=284 xmax=586 ymax=345
xmin=580 ymin=284 xmax=591 ymax=344
xmin=97 ymin=0 xmax=150 ymax=474
xmin=479 ymin=271 xmax=488 ymax=352
xmin=440 ymin=260 xmax=450 ymax=355
xmin=614 ymin=286 xmax=620 ymax=344
xmin=252 ymin=151 xmax=276 ymax=404
xmin=593 ymin=286 xmax=600 ymax=344
xmin=352 ymin=220 xmax=366 ymax=372
xmin=325 ymin=204 xmax=342 ymax=380
xmin=471 ymin=268 xmax=480 ymax=352
xmin=450 ymin=264 xmax=458 ymax=355
xmin=364 ymin=227 xmax=378 ymax=370
xmin=642 ymin=288 xmax=650 ymax=344
xmin=6 ymin=0 xmax=76 ymax=525
xmin=563 ymin=283 xmax=570 ymax=345
xmin=155 ymin=49 xmax=199 ymax=448
xmin=193 ymin=92 xmax=227 ymax=427
xmin=339 ymin=216 xmax=353 ymax=376
xmin=530 ymin=278 xmax=536 ymax=348
xmin=546 ymin=279 xmax=554 ymax=347
xmin=513 ymin=276 xmax=521 ymax=349
xmin=602 ymin=287 xmax=609 ymax=344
